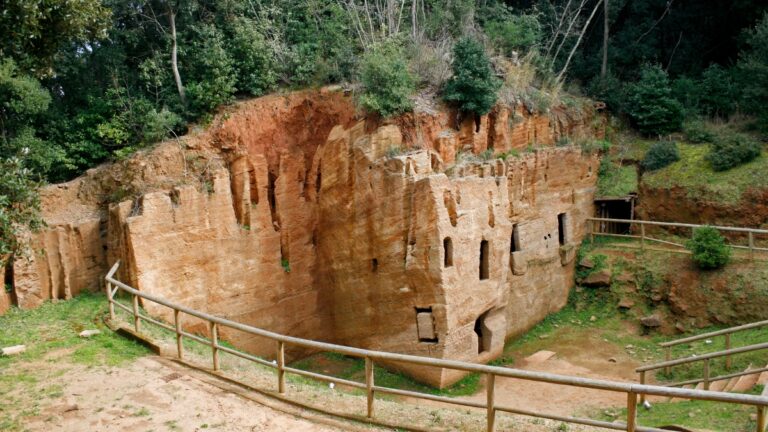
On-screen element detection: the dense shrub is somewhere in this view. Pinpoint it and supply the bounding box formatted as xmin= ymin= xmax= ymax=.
xmin=642 ymin=141 xmax=680 ymax=171
xmin=686 ymin=227 xmax=731 ymax=269
xmin=706 ymin=132 xmax=762 ymax=171
xmin=682 ymin=120 xmax=715 ymax=144
xmin=0 ymin=157 xmax=44 ymax=257
xmin=358 ymin=40 xmax=415 ymax=117
xmin=443 ymin=37 xmax=501 ymax=116
xmin=184 ymin=25 xmax=237 ymax=118
xmin=671 ymin=76 xmax=700 ymax=114
xmin=626 ymin=65 xmax=684 ymax=136
xmin=586 ymin=73 xmax=625 ymax=112
xmin=485 ymin=14 xmax=541 ymax=56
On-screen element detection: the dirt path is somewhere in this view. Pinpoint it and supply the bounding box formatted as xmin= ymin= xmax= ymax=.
xmin=19 ymin=355 xmax=366 ymax=432
xmin=461 ymin=327 xmax=643 ymax=417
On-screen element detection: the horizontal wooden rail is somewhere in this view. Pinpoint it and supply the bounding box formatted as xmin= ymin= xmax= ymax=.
xmin=669 ymin=366 xmax=768 ymax=388
xmin=660 ymin=320 xmax=768 ymax=348
xmin=587 ymin=217 xmax=768 ymax=234
xmin=105 ymin=261 xmax=768 ymax=432
xmin=637 ymin=342 xmax=768 ymax=372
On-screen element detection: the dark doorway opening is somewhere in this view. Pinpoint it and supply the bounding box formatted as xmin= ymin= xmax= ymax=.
xmin=510 ymin=224 xmax=521 ymax=253
xmin=4 ymin=257 xmax=17 ymax=306
xmin=595 ymin=196 xmax=636 ymax=234
xmin=557 ymin=213 xmax=568 ymax=246
xmin=479 ymin=240 xmax=489 ymax=280
xmin=443 ymin=237 xmax=453 ymax=267
xmin=474 ymin=311 xmax=490 ymax=354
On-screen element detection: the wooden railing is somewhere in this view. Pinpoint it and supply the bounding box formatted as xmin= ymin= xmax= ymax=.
xmin=637 ymin=342 xmax=768 ymax=399
xmin=659 ymin=319 xmax=768 ymax=373
xmin=587 ymin=217 xmax=768 ymax=260
xmin=105 ymin=261 xmax=768 ymax=432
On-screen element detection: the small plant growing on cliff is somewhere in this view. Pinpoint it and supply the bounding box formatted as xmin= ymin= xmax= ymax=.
xmin=642 ymin=141 xmax=680 ymax=171
xmin=281 ymin=258 xmax=291 ymax=273
xmin=358 ymin=39 xmax=415 ymax=117
xmin=0 ymin=157 xmax=44 ymax=258
xmin=442 ymin=37 xmax=501 ymax=117
xmin=706 ymin=132 xmax=762 ymax=171
xmin=686 ymin=227 xmax=731 ymax=269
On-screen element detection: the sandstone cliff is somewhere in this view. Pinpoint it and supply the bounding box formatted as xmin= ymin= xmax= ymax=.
xmin=3 ymin=88 xmax=602 ymax=386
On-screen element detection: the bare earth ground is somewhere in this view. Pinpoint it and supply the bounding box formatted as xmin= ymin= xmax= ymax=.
xmin=14 ymin=352 xmax=356 ymax=432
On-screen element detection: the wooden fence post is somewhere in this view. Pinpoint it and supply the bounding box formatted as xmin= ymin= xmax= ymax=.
xmin=365 ymin=357 xmax=374 ymax=418
xmin=210 ymin=322 xmax=219 ymax=371
xmin=277 ymin=341 xmax=285 ymax=394
xmin=749 ymin=232 xmax=755 ymax=262
xmin=757 ymin=406 xmax=766 ymax=432
xmin=132 ymin=293 xmax=140 ymax=332
xmin=639 ymin=371 xmax=646 ymax=405
xmin=664 ymin=347 xmax=671 ymax=375
xmin=626 ymin=392 xmax=638 ymax=432
xmin=725 ymin=333 xmax=732 ymax=370
xmin=703 ymin=359 xmax=710 ymax=390
xmin=487 ymin=373 xmax=496 ymax=432
xmin=174 ymin=309 xmax=183 ymax=360
xmin=640 ymin=223 xmax=646 ymax=251
xmin=107 ymin=282 xmax=115 ymax=321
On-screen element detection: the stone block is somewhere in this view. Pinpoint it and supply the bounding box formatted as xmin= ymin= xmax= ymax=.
xmin=416 ymin=312 xmax=436 ymax=341
xmin=559 ymin=242 xmax=577 ymax=266
xmin=510 ymin=250 xmax=528 ymax=275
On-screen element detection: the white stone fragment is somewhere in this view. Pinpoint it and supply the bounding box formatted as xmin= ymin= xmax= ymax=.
xmin=79 ymin=329 xmax=101 ymax=338
xmin=1 ymin=345 xmax=26 ymax=356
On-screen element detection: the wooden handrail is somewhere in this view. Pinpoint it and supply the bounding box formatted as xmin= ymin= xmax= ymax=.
xmin=587 ymin=217 xmax=768 ymax=235
xmin=660 ymin=320 xmax=768 ymax=348
xmin=637 ymin=342 xmax=768 ymax=372
xmin=105 ymin=261 xmax=768 ymax=432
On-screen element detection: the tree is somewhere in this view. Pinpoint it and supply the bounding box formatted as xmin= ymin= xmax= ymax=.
xmin=443 ymin=37 xmax=501 ymax=117
xmin=0 ymin=157 xmax=44 ymax=260
xmin=699 ymin=64 xmax=736 ymax=118
xmin=358 ymin=39 xmax=415 ymax=117
xmin=738 ymin=12 xmax=768 ymax=131
xmin=686 ymin=227 xmax=731 ymax=270
xmin=626 ymin=64 xmax=683 ymax=136
xmin=0 ymin=0 xmax=111 ymax=76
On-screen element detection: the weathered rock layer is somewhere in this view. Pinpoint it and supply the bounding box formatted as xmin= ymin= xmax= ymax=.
xmin=3 ymin=89 xmax=602 ymax=386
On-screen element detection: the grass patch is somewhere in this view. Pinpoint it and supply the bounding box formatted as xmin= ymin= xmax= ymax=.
xmin=597 ymin=159 xmax=638 ymax=197
xmin=642 ymin=142 xmax=768 ymax=203
xmin=290 ymin=351 xmax=481 ymax=397
xmin=0 ymin=293 xmax=149 ymax=369
xmin=599 ymin=387 xmax=761 ymax=431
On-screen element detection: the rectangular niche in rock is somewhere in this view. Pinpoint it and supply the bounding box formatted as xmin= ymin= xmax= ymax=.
xmin=558 ymin=213 xmax=569 ymax=246
xmin=415 ymin=307 xmax=437 ymax=343
xmin=479 ymin=239 xmax=489 ymax=280
xmin=443 ymin=237 xmax=453 ymax=267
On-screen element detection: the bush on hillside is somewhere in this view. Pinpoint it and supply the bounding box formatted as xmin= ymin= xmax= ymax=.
xmin=228 ymin=18 xmax=279 ymax=96
xmin=642 ymin=141 xmax=680 ymax=171
xmin=683 ymin=120 xmax=715 ymax=144
xmin=443 ymin=37 xmax=501 ymax=116
xmin=626 ymin=65 xmax=684 ymax=136
xmin=358 ymin=40 xmax=415 ymax=117
xmin=706 ymin=132 xmax=762 ymax=171
xmin=737 ymin=12 xmax=768 ymax=132
xmin=686 ymin=227 xmax=731 ymax=269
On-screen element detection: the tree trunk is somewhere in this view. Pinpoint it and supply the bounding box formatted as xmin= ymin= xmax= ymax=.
xmin=168 ymin=9 xmax=186 ymax=107
xmin=601 ymin=0 xmax=609 ymax=78
xmin=558 ymin=0 xmax=604 ymax=82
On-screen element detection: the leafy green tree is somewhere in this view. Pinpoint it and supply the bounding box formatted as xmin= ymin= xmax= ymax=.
xmin=686 ymin=227 xmax=731 ymax=269
xmin=706 ymin=132 xmax=762 ymax=171
xmin=0 ymin=157 xmax=44 ymax=259
xmin=738 ymin=12 xmax=768 ymax=131
xmin=0 ymin=0 xmax=111 ymax=76
xmin=228 ymin=18 xmax=279 ymax=96
xmin=642 ymin=140 xmax=680 ymax=171
xmin=626 ymin=65 xmax=683 ymax=136
xmin=183 ymin=25 xmax=237 ymax=118
xmin=443 ymin=37 xmax=501 ymax=117
xmin=358 ymin=40 xmax=415 ymax=117
xmin=485 ymin=13 xmax=542 ymax=56
xmin=699 ymin=64 xmax=737 ymax=118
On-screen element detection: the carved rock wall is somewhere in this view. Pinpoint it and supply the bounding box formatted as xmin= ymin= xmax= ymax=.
xmin=6 ymin=89 xmax=601 ymax=386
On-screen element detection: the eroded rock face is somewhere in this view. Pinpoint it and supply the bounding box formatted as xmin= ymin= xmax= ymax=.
xmin=5 ymin=89 xmax=602 ymax=387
